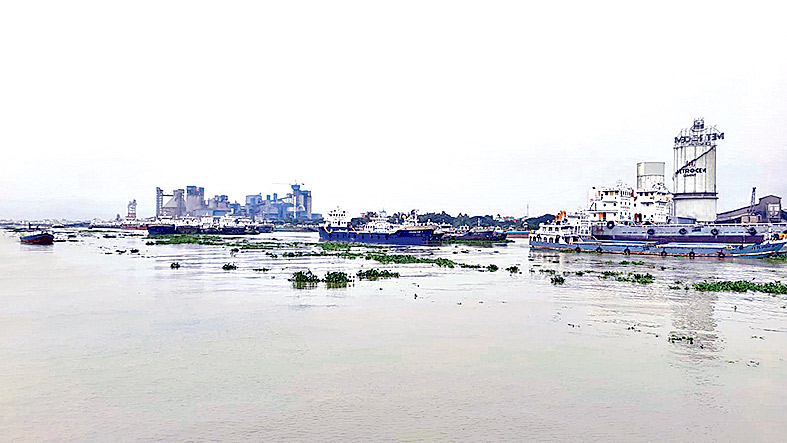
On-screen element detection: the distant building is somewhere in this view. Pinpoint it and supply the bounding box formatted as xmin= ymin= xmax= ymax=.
xmin=154 ymin=183 xmax=316 ymax=221
xmin=161 ymin=189 xmax=186 ymax=217
xmin=716 ymin=195 xmax=786 ymax=224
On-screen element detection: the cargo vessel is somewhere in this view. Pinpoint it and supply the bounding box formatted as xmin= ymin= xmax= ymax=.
xmin=319 ymin=209 xmax=442 ymax=245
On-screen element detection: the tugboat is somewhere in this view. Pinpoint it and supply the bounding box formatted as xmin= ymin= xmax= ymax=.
xmin=319 ymin=208 xmax=441 ymax=245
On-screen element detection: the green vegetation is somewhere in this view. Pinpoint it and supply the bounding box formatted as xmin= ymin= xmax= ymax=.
xmin=538 ymin=269 xmax=556 ymax=275
xmin=766 ymin=254 xmax=787 ymax=261
xmin=487 ymin=264 xmax=499 ymax=272
xmin=619 ymin=260 xmax=645 ymax=265
xmin=366 ymin=253 xmax=453 ymax=268
xmin=505 ymin=266 xmax=519 ymax=273
xmin=323 ymin=271 xmax=351 ymax=287
xmin=222 ymin=263 xmax=237 ymax=270
xmin=317 ymin=242 xmax=386 ymax=251
xmin=438 ymin=239 xmax=512 ymax=246
xmin=597 ymin=270 xmax=653 ymax=284
xmin=356 ymin=269 xmax=400 ymax=280
xmin=252 ymin=268 xmax=270 ymax=272
xmin=668 ymin=334 xmax=694 ymax=344
xmin=692 ymin=280 xmax=787 ymax=295
xmin=170 ymin=262 xmax=180 ymax=269
xmin=598 ymin=270 xmax=623 ymax=279
xmin=615 ymin=272 xmax=654 ymax=284
xmin=551 ymin=275 xmax=565 ymax=285
xmin=289 ymin=270 xmax=320 ymax=283
xmin=151 ymin=234 xmax=223 ymax=245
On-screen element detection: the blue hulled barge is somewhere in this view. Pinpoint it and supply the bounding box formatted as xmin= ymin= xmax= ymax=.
xmin=530 ymin=212 xmax=786 ymax=259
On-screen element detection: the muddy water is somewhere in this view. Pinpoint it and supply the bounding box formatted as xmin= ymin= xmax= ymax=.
xmin=1 ymin=230 xmax=786 ymax=441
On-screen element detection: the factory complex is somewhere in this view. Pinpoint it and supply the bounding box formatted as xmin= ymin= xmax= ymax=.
xmin=154 ymin=183 xmax=319 ymax=222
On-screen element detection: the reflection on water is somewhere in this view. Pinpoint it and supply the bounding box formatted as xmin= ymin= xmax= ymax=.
xmin=1 ymin=230 xmax=787 ymax=441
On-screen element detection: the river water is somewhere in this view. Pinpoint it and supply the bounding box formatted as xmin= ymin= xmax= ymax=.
xmin=1 ymin=230 xmax=786 ymax=442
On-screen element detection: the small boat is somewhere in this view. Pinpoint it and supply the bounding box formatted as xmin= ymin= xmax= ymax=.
xmin=20 ymin=233 xmax=55 ymax=245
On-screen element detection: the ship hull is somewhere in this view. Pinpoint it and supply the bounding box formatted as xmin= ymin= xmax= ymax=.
xmin=451 ymin=231 xmax=508 ymax=241
xmin=529 ymin=239 xmax=783 ymax=259
xmin=319 ymin=227 xmax=438 ymax=245
xmin=174 ymin=225 xmax=201 ymax=235
xmin=147 ymin=224 xmax=176 ymax=236
xmin=591 ymin=223 xmax=787 ymax=245
xmin=20 ymin=233 xmax=55 ymax=245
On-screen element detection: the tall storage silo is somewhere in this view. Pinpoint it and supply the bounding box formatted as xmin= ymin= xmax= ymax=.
xmin=672 ymin=118 xmax=723 ymax=222
xmin=636 ymin=162 xmax=665 ymax=190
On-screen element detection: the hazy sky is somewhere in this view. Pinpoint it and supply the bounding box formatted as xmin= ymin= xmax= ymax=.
xmin=2 ymin=1 xmax=785 ymax=220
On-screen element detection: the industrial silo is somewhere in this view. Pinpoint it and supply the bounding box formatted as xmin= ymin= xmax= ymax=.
xmin=636 ymin=162 xmax=665 ymax=190
xmin=672 ymin=118 xmax=723 ymax=222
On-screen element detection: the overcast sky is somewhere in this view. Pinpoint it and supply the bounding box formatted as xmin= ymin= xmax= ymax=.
xmin=2 ymin=1 xmax=785 ymax=220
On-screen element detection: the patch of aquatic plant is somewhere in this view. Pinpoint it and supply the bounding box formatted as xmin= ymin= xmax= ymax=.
xmin=438 ymin=239 xmax=512 ymax=246
xmin=766 ymin=254 xmax=787 ymax=261
xmin=631 ymin=273 xmax=654 ymax=284
xmin=551 ymin=275 xmax=565 ymax=285
xmin=487 ymin=264 xmax=499 ymax=272
xmin=574 ymin=271 xmax=585 ymax=276
xmin=614 ymin=272 xmax=654 ymax=284
xmin=619 ymin=260 xmax=645 ymax=266
xmin=323 ymin=271 xmax=352 ymax=287
xmin=365 ymin=253 xmax=457 ymax=268
xmin=222 ymin=263 xmax=237 ymax=270
xmin=538 ymin=269 xmax=556 ymax=275
xmin=598 ymin=270 xmax=623 ymax=279
xmin=289 ymin=270 xmax=320 ymax=283
xmin=604 ymin=260 xmax=615 ymax=265
xmin=252 ymin=267 xmax=270 ymax=272
xmin=238 ymin=243 xmax=280 ymax=250
xmin=668 ymin=334 xmax=694 ymax=344
xmin=336 ymin=251 xmax=365 ymax=259
xmin=317 ymin=242 xmax=387 ymax=251
xmin=505 ymin=265 xmax=519 ymax=273
xmin=230 ymin=248 xmax=239 ymax=253
xmin=153 ymin=234 xmax=224 ymax=245
xmin=170 ymin=262 xmax=180 ymax=269
xmin=356 ymin=269 xmax=400 ymax=280
xmin=692 ymin=280 xmax=787 ymax=295
xmin=130 ymin=248 xmax=139 ymax=253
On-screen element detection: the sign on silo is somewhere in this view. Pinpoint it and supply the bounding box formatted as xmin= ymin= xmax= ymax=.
xmin=672 ymin=118 xmax=722 ymax=222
